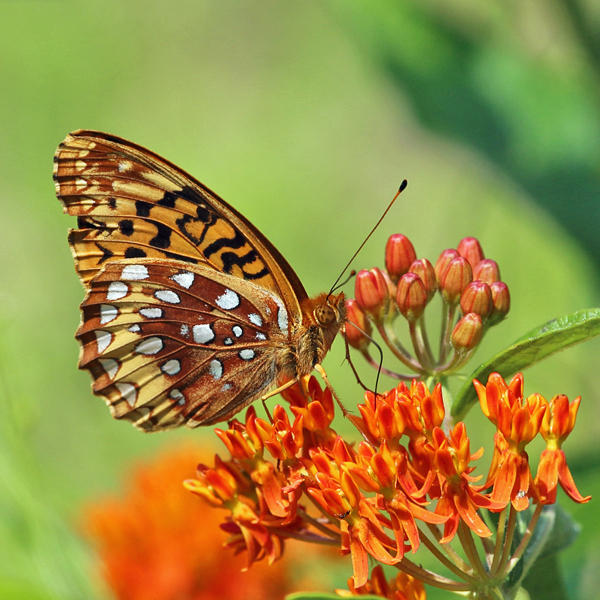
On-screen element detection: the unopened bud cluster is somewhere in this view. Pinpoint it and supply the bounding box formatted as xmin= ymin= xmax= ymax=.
xmin=346 ymin=235 xmax=510 ymax=377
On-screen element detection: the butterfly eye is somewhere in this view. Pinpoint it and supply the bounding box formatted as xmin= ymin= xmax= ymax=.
xmin=314 ymin=304 xmax=337 ymax=325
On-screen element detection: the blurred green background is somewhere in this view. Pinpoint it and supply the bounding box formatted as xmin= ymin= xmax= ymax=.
xmin=1 ymin=1 xmax=598 ymax=598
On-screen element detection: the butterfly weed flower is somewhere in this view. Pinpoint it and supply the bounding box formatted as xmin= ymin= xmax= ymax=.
xmin=81 ymin=445 xmax=299 ymax=600
xmin=187 ymin=369 xmax=590 ymax=599
xmin=347 ymin=234 xmax=511 ymax=379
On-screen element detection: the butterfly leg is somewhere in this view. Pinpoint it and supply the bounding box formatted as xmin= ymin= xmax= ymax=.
xmin=314 ymin=364 xmax=349 ymax=418
xmin=260 ymin=378 xmax=300 ymax=423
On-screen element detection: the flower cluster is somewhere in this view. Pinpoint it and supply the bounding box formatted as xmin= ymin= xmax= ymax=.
xmin=185 ymin=373 xmax=589 ymax=597
xmin=346 ymin=235 xmax=510 ymax=378
xmin=82 ymin=445 xmax=297 ymax=600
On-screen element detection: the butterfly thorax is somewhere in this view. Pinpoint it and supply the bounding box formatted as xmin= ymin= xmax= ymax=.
xmin=275 ymin=292 xmax=346 ymax=380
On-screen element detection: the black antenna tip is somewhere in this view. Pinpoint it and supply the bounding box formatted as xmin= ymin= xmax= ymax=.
xmin=398 ymin=179 xmax=408 ymax=193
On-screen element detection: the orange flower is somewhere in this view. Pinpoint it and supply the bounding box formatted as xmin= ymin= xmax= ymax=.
xmin=82 ymin=445 xmax=294 ymax=600
xmin=474 ymin=373 xmax=546 ymax=510
xmin=338 ymin=565 xmax=426 ymax=600
xmin=534 ymin=394 xmax=590 ymax=504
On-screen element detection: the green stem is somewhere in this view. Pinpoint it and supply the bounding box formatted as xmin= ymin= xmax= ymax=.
xmin=393 ymin=558 xmax=472 ymax=592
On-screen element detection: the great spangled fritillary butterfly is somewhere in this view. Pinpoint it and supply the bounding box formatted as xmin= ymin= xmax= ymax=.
xmin=54 ymin=130 xmax=345 ymax=431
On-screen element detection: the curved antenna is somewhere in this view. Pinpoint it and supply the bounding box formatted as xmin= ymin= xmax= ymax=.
xmin=328 ymin=180 xmax=408 ymax=295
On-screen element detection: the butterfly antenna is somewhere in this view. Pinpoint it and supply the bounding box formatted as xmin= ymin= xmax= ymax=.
xmin=328 ymin=180 xmax=408 ymax=295
xmin=343 ymin=320 xmax=383 ymax=395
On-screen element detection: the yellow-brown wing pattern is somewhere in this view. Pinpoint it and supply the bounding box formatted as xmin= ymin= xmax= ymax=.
xmin=53 ymin=130 xmax=307 ymax=319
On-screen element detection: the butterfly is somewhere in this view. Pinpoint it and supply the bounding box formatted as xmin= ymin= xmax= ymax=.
xmin=53 ymin=130 xmax=346 ymax=431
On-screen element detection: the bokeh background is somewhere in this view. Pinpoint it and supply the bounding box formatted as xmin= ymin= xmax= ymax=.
xmin=1 ymin=1 xmax=598 ymax=599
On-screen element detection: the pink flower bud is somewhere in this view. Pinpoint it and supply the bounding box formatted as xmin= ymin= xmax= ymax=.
xmin=460 ymin=281 xmax=493 ymax=319
xmin=408 ymin=258 xmax=437 ymax=300
xmin=354 ymin=268 xmax=390 ymax=319
xmin=473 ymin=259 xmax=500 ymax=284
xmin=451 ymin=313 xmax=483 ymax=351
xmin=457 ymin=237 xmax=484 ymax=269
xmin=344 ymin=299 xmax=372 ymax=350
xmin=438 ymin=256 xmax=472 ymax=304
xmin=385 ymin=234 xmax=416 ymax=282
xmin=396 ymin=273 xmax=428 ymax=321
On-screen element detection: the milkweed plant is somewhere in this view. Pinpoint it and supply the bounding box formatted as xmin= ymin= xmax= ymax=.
xmin=185 ymin=234 xmax=595 ymax=600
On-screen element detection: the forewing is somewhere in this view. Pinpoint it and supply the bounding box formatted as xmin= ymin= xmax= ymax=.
xmin=53 ymin=130 xmax=307 ymax=319
xmin=76 ymin=259 xmax=290 ymax=430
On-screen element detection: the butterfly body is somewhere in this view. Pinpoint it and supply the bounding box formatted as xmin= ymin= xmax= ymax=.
xmin=54 ymin=130 xmax=344 ymax=430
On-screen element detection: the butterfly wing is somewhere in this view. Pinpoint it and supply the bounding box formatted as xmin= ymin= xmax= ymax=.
xmin=77 ymin=258 xmax=291 ymax=430
xmin=53 ymin=130 xmax=307 ymax=321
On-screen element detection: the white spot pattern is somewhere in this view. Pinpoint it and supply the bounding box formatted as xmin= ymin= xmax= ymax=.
xmin=221 ymin=383 xmax=232 ymax=392
xmin=192 ymin=324 xmax=215 ymax=344
xmin=121 ymin=264 xmax=149 ymax=280
xmin=232 ymin=325 xmax=243 ymax=338
xmin=155 ymin=289 xmax=180 ymax=304
xmin=99 ymin=358 xmax=119 ymax=379
xmin=95 ymin=330 xmax=112 ymax=354
xmin=107 ymin=281 xmax=128 ymax=300
xmin=248 ymin=313 xmax=263 ymax=326
xmin=161 ymin=359 xmax=181 ymax=375
xmin=116 ymin=382 xmax=137 ymax=407
xmin=135 ymin=336 xmax=163 ymax=355
xmin=169 ymin=388 xmax=185 ymax=405
xmin=277 ymin=305 xmax=288 ymax=333
xmin=128 ymin=324 xmax=141 ymax=333
xmin=216 ymin=289 xmax=240 ymax=310
xmin=239 ymin=349 xmax=255 ymax=361
xmin=224 ymin=337 xmax=233 ymax=345
xmin=256 ymin=333 xmax=267 ymax=341
xmin=140 ymin=307 xmax=163 ymax=319
xmin=171 ymin=271 xmax=195 ymax=289
xmin=180 ymin=324 xmax=189 ymax=336
xmin=209 ymin=359 xmax=223 ymax=380
xmin=99 ymin=304 xmax=118 ymax=324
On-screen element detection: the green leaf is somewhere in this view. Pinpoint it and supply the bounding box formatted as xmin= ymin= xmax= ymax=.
xmin=508 ymin=506 xmax=556 ymax=588
xmin=520 ymin=554 xmax=569 ymax=600
xmin=453 ymin=308 xmax=600 ymax=419
xmin=506 ymin=504 xmax=580 ymax=597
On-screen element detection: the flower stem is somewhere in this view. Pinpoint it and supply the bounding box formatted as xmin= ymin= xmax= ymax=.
xmin=458 ymin=521 xmax=488 ymax=579
xmin=360 ymin=350 xmax=415 ymax=381
xmin=438 ymin=302 xmax=457 ymax=363
xmin=495 ymin=506 xmax=517 ymax=577
xmin=490 ymin=507 xmax=508 ymax=575
xmin=378 ymin=321 xmax=423 ymax=371
xmin=394 ymin=558 xmax=472 ymax=592
xmin=419 ymin=526 xmax=477 ymax=583
xmin=425 ymin=523 xmax=471 ymax=573
xmin=506 ymin=503 xmax=544 ymax=573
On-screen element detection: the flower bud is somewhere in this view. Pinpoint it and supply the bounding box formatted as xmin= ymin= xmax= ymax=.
xmin=396 ymin=273 xmax=428 ymax=321
xmin=457 ymin=237 xmax=484 ymax=269
xmin=344 ymin=299 xmax=372 ymax=350
xmin=354 ymin=267 xmax=390 ymax=319
xmin=489 ymin=281 xmax=510 ymax=323
xmin=438 ymin=256 xmax=472 ymax=304
xmin=385 ymin=234 xmax=416 ymax=282
xmin=408 ymin=258 xmax=437 ymax=300
xmin=460 ymin=281 xmax=493 ymax=319
xmin=434 ymin=248 xmax=459 ymax=284
xmin=473 ymin=259 xmax=500 ymax=284
xmin=451 ymin=313 xmax=483 ymax=351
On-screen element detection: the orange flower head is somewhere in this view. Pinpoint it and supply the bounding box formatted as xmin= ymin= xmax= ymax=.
xmin=82 ymin=445 xmax=293 ymax=600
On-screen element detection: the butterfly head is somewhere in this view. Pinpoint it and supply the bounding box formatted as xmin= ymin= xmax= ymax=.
xmin=305 ymin=291 xmax=346 ymax=351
